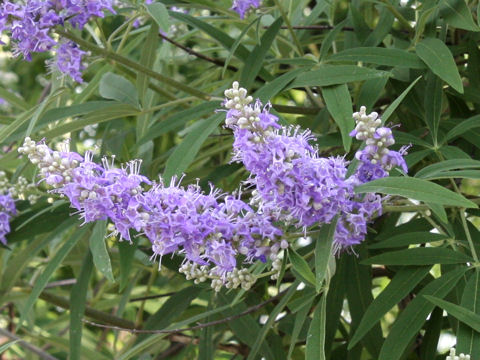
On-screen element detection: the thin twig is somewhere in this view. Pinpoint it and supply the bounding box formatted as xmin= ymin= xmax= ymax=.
xmin=83 ymin=288 xmax=288 ymax=334
xmin=159 ymin=33 xmax=237 ymax=71
xmin=0 ymin=328 xmax=59 ymax=360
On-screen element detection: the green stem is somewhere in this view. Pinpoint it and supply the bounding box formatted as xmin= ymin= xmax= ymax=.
xmin=460 ymin=209 xmax=479 ymax=262
xmin=56 ymin=30 xmax=211 ymax=101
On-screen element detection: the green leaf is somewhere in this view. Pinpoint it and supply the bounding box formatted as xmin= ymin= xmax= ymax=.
xmin=355 ymin=177 xmax=477 ymax=208
xmin=424 ymin=72 xmax=443 ymax=145
xmin=315 ymin=219 xmax=337 ymax=293
xmin=19 ymin=226 xmax=90 ymax=327
xmin=416 ymin=38 xmax=463 ymax=93
xmin=349 ymin=266 xmax=432 ymax=349
xmin=378 ymin=267 xmax=468 ymax=360
xmin=240 ymin=17 xmax=283 ymax=89
xmin=289 ymin=248 xmax=316 ymax=287
xmin=319 ymin=19 xmax=348 ymax=60
xmin=455 ymin=270 xmax=480 ymax=358
xmin=346 ymin=248 xmax=382 ymax=358
xmin=70 ymin=252 xmax=93 ymax=360
xmin=322 ymin=84 xmax=354 ymax=152
xmin=89 ymin=220 xmax=114 ymax=283
xmin=287 ymin=298 xmax=314 ymax=359
xmin=381 ymin=76 xmax=422 ymax=123
xmin=118 ymin=240 xmax=137 ymax=292
xmin=415 ymin=159 xmax=480 ymax=178
xmin=425 ymin=294 xmax=480 ymax=333
xmin=306 ymin=295 xmax=327 ymax=360
xmin=0 ymin=86 xmax=28 ymax=110
xmin=419 ymin=307 xmax=444 ymax=359
xmin=439 ymin=0 xmax=480 ymax=31
xmin=369 ymin=232 xmax=449 ymax=249
xmin=138 ymin=101 xmax=221 ymax=146
xmin=254 ymin=68 xmax=307 ymax=103
xmin=288 ymin=65 xmax=391 ymax=88
xmin=42 ymin=103 xmax=140 ymax=139
xmin=136 ymin=22 xmax=159 ymax=109
xmin=146 ymin=3 xmax=170 ymax=32
xmin=357 ymin=77 xmax=389 ymax=112
xmin=0 ymin=340 xmax=19 ymax=353
xmin=169 ymin=11 xmax=271 ymax=80
xmin=362 ymin=248 xmax=473 ymax=265
xmin=141 ymin=286 xmax=202 ymax=336
xmin=445 ymin=115 xmax=480 ymax=141
xmin=163 ymin=113 xmax=223 ymax=182
xmin=99 ymin=72 xmax=139 ymax=107
xmin=247 ymin=281 xmax=300 ymax=360
xmin=426 ymin=202 xmax=448 ymax=223
xmin=329 ymin=47 xmax=425 ymax=68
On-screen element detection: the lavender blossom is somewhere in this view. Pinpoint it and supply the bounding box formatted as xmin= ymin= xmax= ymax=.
xmin=222 ymin=82 xmax=403 ymax=251
xmin=0 ymin=0 xmax=114 ymax=81
xmin=231 ymin=0 xmax=261 ymax=18
xmin=20 ymin=137 xmax=285 ymax=291
xmin=351 ymin=106 xmax=408 ymax=183
xmin=0 ymin=193 xmax=16 ymax=246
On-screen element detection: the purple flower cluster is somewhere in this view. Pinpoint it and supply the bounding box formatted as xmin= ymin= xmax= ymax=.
xmin=0 ymin=0 xmax=114 ymax=82
xmin=223 ymin=82 xmax=405 ymax=250
xmin=350 ymin=106 xmax=408 ymax=183
xmin=20 ymin=137 xmax=285 ymax=289
xmin=231 ymin=0 xmax=261 ymax=18
xmin=0 ymin=193 xmax=16 ymax=246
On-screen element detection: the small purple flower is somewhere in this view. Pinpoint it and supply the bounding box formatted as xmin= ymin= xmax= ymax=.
xmin=0 ymin=193 xmax=16 ymax=246
xmin=231 ymin=0 xmax=261 ymax=18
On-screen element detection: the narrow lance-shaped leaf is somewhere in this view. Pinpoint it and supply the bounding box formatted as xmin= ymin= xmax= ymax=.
xmin=18 ymin=226 xmax=90 ymax=327
xmin=416 ymin=38 xmax=464 ymax=93
xmin=322 ymin=84 xmax=354 ymax=152
xmin=378 ymin=267 xmax=468 ymax=360
xmin=89 ymin=220 xmax=114 ymax=283
xmin=70 ymin=252 xmax=93 ymax=360
xmin=456 ymin=269 xmax=480 ymax=358
xmin=349 ymin=266 xmax=432 ymax=348
xmin=315 ymin=219 xmax=338 ymax=292
xmin=362 ymin=247 xmax=473 ymax=265
xmin=355 ymin=177 xmax=477 ymax=208
xmin=289 ymin=247 xmax=316 ymax=287
xmin=306 ymin=295 xmax=327 ymax=360
xmin=99 ymin=72 xmax=139 ymax=107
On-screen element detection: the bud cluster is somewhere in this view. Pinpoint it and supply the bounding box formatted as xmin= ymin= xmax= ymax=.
xmin=0 ymin=171 xmax=39 ymax=204
xmin=351 ymin=107 xmax=408 ymax=183
xmin=18 ymin=137 xmax=82 ymax=187
xmin=446 ymin=348 xmax=471 ymax=360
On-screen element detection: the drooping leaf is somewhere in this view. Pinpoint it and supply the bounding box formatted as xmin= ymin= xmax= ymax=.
xmin=89 ymin=220 xmax=114 ymax=283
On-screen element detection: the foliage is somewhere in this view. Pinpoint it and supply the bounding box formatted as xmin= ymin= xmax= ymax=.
xmin=0 ymin=0 xmax=480 ymax=359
